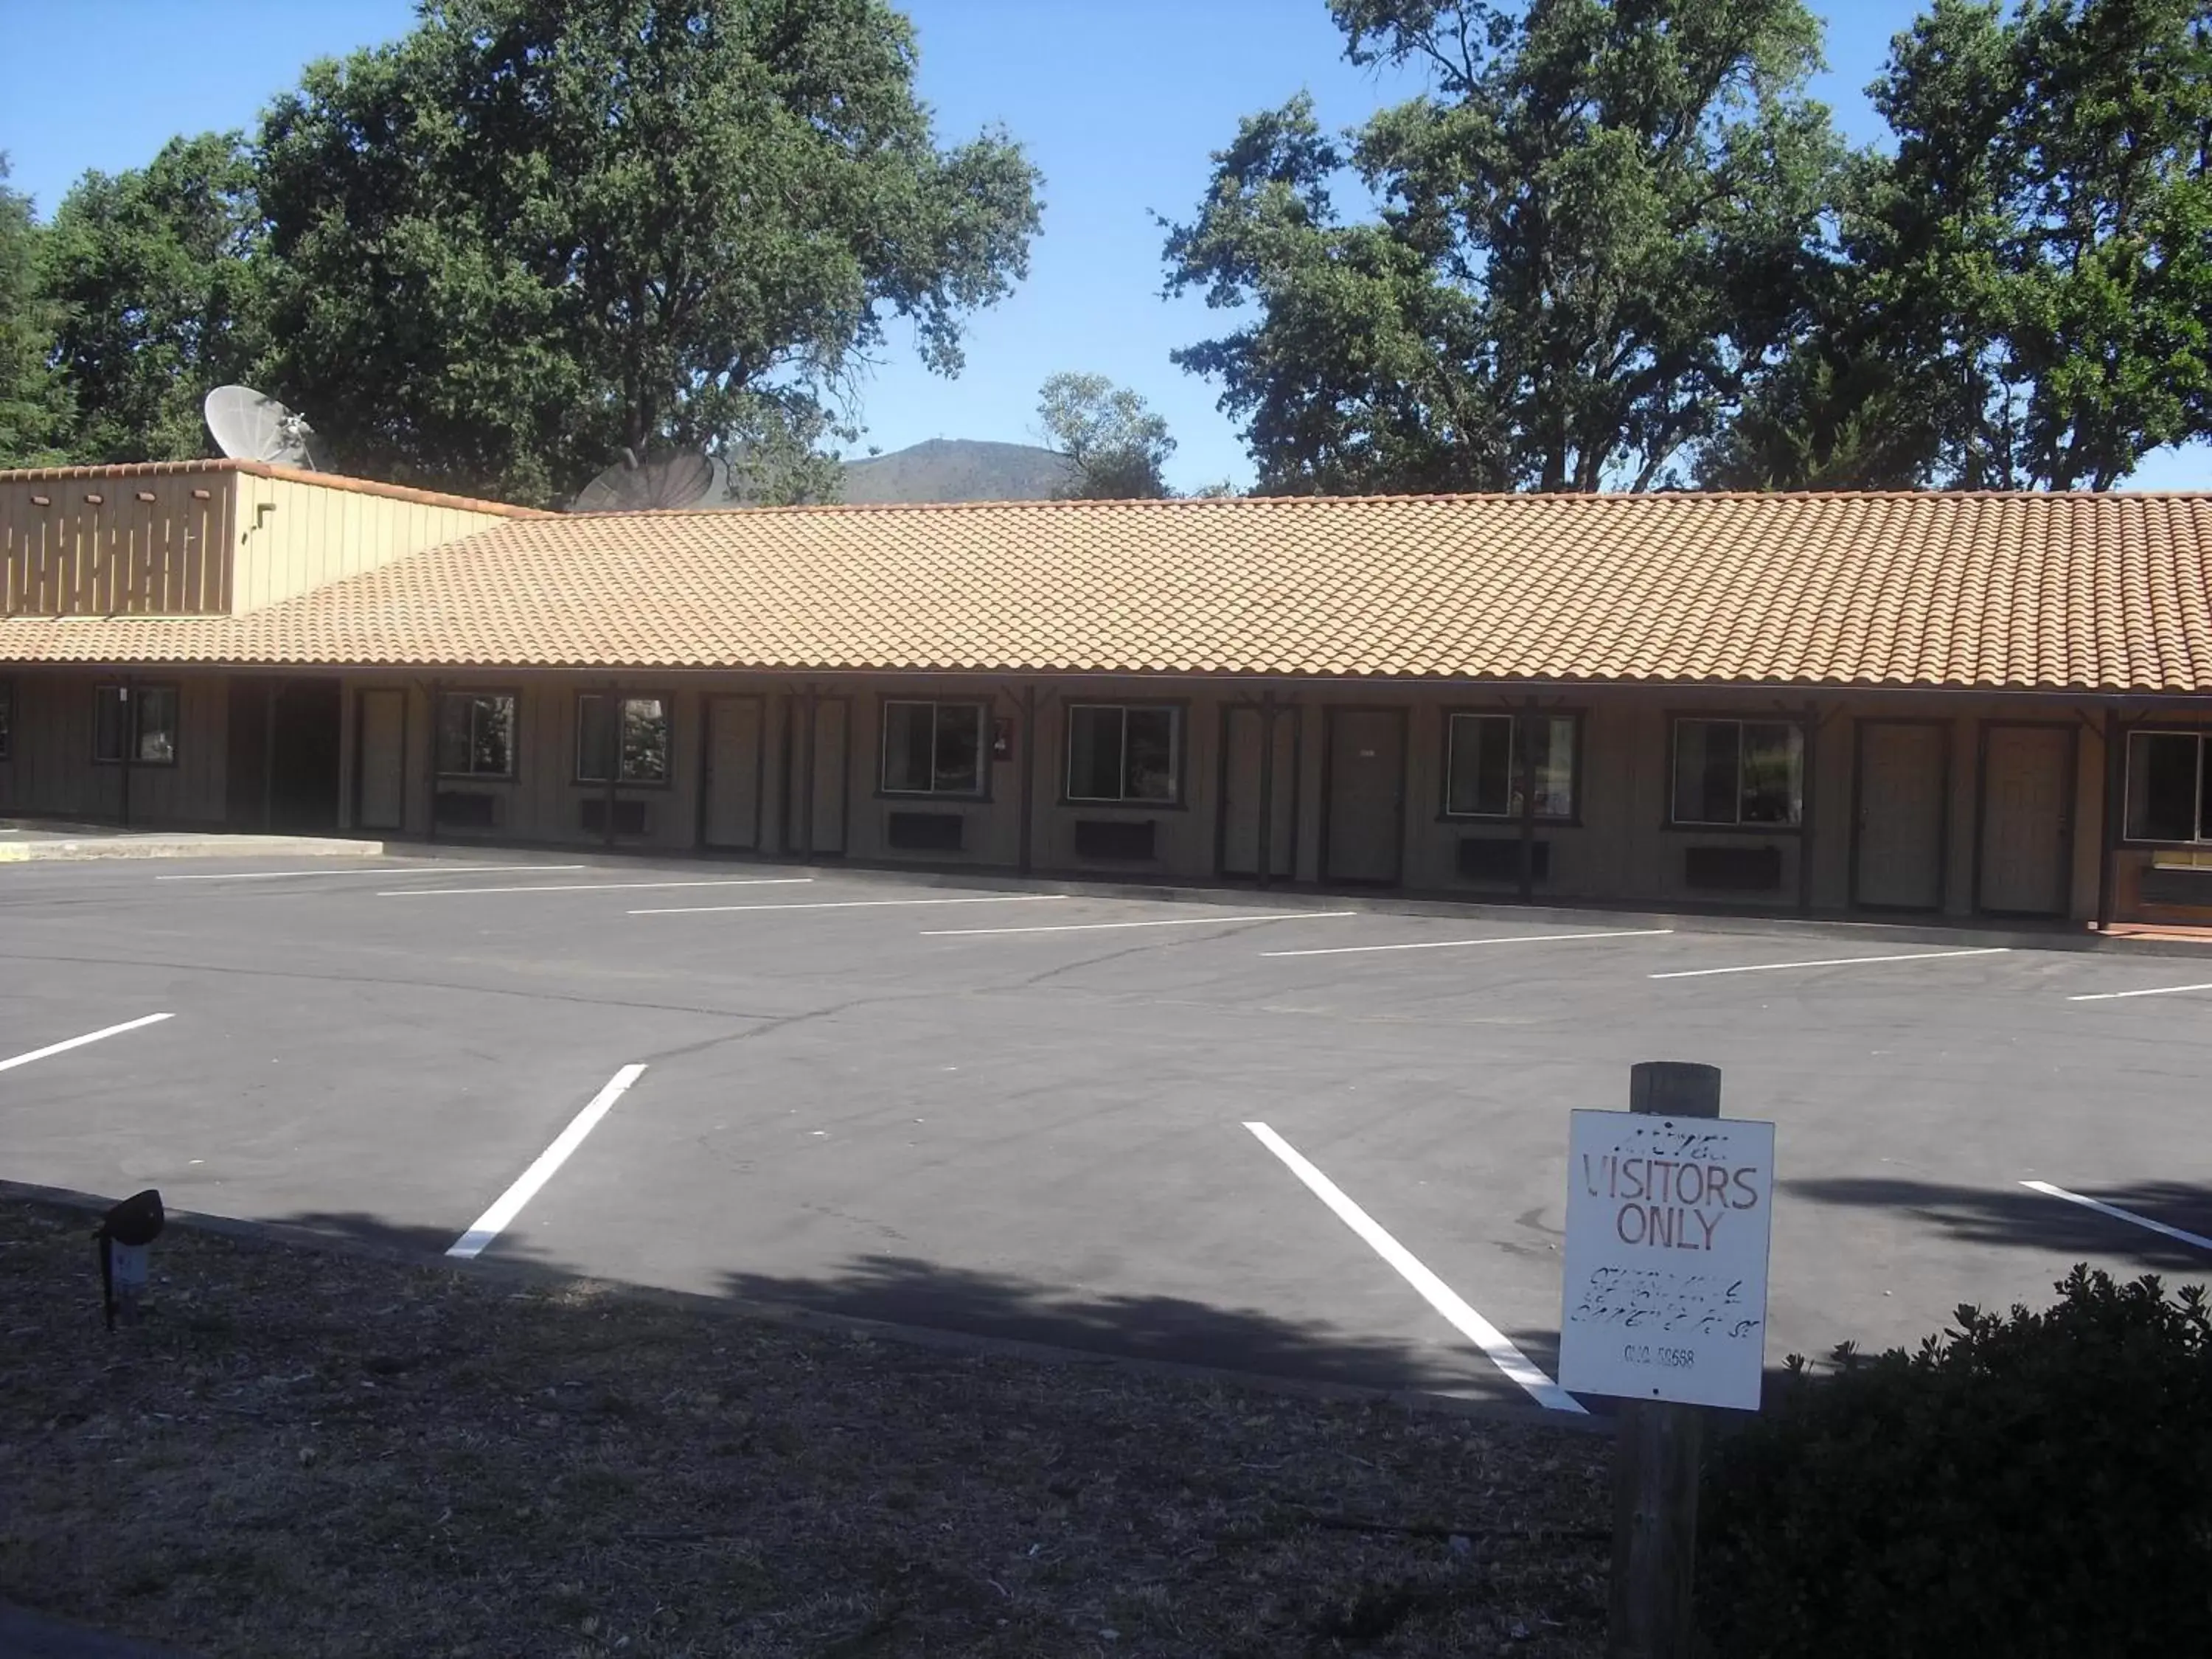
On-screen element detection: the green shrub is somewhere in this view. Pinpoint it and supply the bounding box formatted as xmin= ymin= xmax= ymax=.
xmin=1698 ymin=1265 xmax=2212 ymax=1657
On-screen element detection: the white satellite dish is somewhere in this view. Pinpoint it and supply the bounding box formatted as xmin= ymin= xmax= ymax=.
xmin=568 ymin=448 xmax=727 ymax=512
xmin=204 ymin=385 xmax=329 ymax=471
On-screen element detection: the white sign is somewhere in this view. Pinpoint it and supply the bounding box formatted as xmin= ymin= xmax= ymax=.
xmin=107 ymin=1241 xmax=149 ymax=1290
xmin=1558 ymin=1110 xmax=1775 ymax=1411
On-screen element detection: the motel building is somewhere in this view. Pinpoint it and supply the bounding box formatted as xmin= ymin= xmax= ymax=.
xmin=4 ymin=457 xmax=2212 ymax=931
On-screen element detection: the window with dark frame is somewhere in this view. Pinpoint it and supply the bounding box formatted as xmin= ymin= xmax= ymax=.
xmin=1671 ymin=717 xmax=1804 ymax=827
xmin=880 ymin=700 xmax=985 ymax=796
xmin=436 ymin=692 xmax=517 ymax=779
xmin=2124 ymin=730 xmax=2212 ymax=843
xmin=1066 ymin=704 xmax=1179 ymax=804
xmin=93 ymin=684 xmax=179 ymax=766
xmin=577 ymin=693 xmax=671 ymax=785
xmin=1445 ymin=712 xmax=1576 ymax=819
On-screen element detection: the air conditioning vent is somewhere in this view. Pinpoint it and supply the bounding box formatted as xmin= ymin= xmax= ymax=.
xmin=1684 ymin=844 xmax=1782 ymax=891
xmin=887 ymin=810 xmax=964 ymax=852
xmin=434 ymin=790 xmax=500 ymax=830
xmin=581 ymin=797 xmax=650 ymax=835
xmin=1074 ymin=818 xmax=1156 ymax=861
xmin=1457 ymin=836 xmax=1550 ymax=883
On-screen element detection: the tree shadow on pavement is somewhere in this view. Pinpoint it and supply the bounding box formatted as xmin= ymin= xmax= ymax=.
xmin=713 ymin=1252 xmax=1519 ymax=1401
xmin=1784 ymin=1176 xmax=2212 ymax=1277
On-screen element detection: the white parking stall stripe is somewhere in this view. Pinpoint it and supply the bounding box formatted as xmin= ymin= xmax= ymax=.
xmin=161 ymin=864 xmax=588 ymax=882
xmin=381 ymin=877 xmax=815 ymax=897
xmin=1650 ymin=947 xmax=2008 ymax=981
xmin=1242 ymin=1121 xmax=1585 ymax=1413
xmin=2067 ymin=981 xmax=2212 ymax=1003
xmin=0 ymin=1012 xmax=174 ymax=1075
xmin=924 ymin=910 xmax=1356 ymax=938
xmin=1263 ymin=926 xmax=1674 ymax=959
xmin=634 ymin=894 xmax=1069 ymax=917
xmin=448 ymin=1063 xmax=647 ymax=1260
xmin=2020 ymin=1181 xmax=2212 ymax=1253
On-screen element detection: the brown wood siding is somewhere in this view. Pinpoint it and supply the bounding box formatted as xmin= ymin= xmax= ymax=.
xmin=1 ymin=476 xmax=232 ymax=616
xmin=0 ymin=669 xmax=225 ymax=824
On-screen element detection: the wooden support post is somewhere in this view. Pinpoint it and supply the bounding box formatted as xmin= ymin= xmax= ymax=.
xmin=1018 ymin=684 xmax=1038 ymax=876
xmin=424 ymin=680 xmax=442 ymax=844
xmin=1257 ymin=691 xmax=1277 ymax=891
xmin=1517 ymin=698 xmax=1540 ymax=902
xmin=600 ymin=681 xmax=621 ymax=848
xmin=2097 ymin=707 xmax=2121 ymax=932
xmin=800 ymin=686 xmax=818 ymax=858
xmin=1610 ymin=1060 xmax=1722 ymax=1659
xmin=117 ymin=677 xmax=134 ymax=829
xmin=262 ymin=681 xmax=278 ymax=832
xmin=1798 ymin=704 xmax=1818 ymax=914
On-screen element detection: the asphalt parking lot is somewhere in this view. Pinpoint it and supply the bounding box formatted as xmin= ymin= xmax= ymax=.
xmin=5 ymin=849 xmax=2211 ymax=1413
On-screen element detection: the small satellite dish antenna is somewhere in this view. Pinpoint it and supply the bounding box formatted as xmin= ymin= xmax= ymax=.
xmin=568 ymin=448 xmax=726 ymax=512
xmin=204 ymin=385 xmax=329 ymax=471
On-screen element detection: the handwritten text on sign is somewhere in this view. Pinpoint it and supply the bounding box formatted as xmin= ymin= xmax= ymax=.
xmin=1557 ymin=1110 xmax=1775 ymax=1411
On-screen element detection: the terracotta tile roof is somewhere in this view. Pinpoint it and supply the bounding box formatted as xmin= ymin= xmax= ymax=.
xmin=0 ymin=458 xmax=550 ymax=519
xmin=4 ymin=490 xmax=2212 ymax=692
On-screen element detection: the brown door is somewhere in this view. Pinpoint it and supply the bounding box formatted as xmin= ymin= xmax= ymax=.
xmin=1978 ymin=725 xmax=2073 ymax=916
xmin=1324 ymin=709 xmax=1405 ymax=884
xmin=1854 ymin=721 xmax=1946 ymax=910
xmin=1220 ymin=705 xmax=1296 ymax=879
xmin=787 ymin=695 xmax=849 ymax=855
xmin=701 ymin=695 xmax=763 ymax=849
xmin=355 ymin=689 xmax=406 ymax=832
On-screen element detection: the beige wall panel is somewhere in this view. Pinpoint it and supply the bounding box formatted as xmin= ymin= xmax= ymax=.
xmin=229 ymin=475 xmax=512 ymax=615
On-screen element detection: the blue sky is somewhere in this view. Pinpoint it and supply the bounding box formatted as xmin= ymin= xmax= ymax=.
xmin=1 ymin=0 xmax=2198 ymax=491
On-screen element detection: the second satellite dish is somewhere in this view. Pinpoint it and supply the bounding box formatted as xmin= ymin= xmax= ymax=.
xmin=204 ymin=385 xmax=329 ymax=471
xmin=568 ymin=448 xmax=728 ymax=512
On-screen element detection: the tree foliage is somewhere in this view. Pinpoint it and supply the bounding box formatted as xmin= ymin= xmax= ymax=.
xmin=0 ymin=156 xmax=69 ymax=467
xmin=1718 ymin=0 xmax=2212 ymax=491
xmin=38 ymin=133 xmax=266 ymax=465
xmin=1036 ymin=371 xmax=1177 ymax=498
xmin=1164 ymin=0 xmax=1843 ymax=494
xmin=251 ymin=0 xmax=1040 ymax=506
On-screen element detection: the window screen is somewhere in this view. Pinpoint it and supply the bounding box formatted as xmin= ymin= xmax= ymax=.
xmin=1066 ymin=705 xmax=1179 ymax=803
xmin=880 ymin=701 xmax=985 ymax=795
xmin=437 ymin=693 xmax=516 ymax=778
xmin=1672 ymin=718 xmax=1804 ymax=827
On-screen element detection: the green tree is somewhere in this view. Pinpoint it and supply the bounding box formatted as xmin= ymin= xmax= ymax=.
xmin=1036 ymin=371 xmax=1177 ymax=498
xmin=0 ymin=156 xmax=70 ymax=467
xmin=1721 ymin=0 xmax=2212 ymax=491
xmin=255 ymin=0 xmax=1042 ymax=506
xmin=38 ymin=132 xmax=267 ymax=465
xmin=1164 ymin=1 xmax=1844 ymax=495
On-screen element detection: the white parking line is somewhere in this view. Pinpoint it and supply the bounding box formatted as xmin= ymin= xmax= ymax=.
xmin=925 ymin=910 xmax=1356 ymax=938
xmin=1242 ymin=1121 xmax=1585 ymax=1413
xmin=1263 ymin=926 xmax=1674 ymax=959
xmin=2067 ymin=980 xmax=2212 ymax=1003
xmin=0 ymin=1012 xmax=174 ymax=1075
xmin=448 ymin=1063 xmax=647 ymax=1260
xmin=2021 ymin=1180 xmax=2212 ymax=1253
xmin=634 ymin=894 xmax=1069 ymax=917
xmin=1650 ymin=947 xmax=2009 ymax=981
xmin=381 ymin=877 xmax=815 ymax=897
xmin=161 ymin=864 xmax=587 ymax=882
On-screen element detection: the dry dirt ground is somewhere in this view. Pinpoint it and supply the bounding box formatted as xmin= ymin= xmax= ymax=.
xmin=0 ymin=1198 xmax=1610 ymax=1658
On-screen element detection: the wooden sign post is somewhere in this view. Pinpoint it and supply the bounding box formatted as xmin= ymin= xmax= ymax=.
xmin=1557 ymin=1062 xmax=1776 ymax=1659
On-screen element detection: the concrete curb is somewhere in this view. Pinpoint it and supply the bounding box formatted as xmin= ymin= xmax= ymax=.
xmin=1 ymin=1178 xmax=1603 ymax=1439
xmin=0 ymin=832 xmax=385 ymax=863
xmin=0 ymin=1602 xmax=196 ymax=1659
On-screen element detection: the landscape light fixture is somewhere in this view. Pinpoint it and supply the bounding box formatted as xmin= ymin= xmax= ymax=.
xmin=95 ymin=1189 xmax=164 ymax=1332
